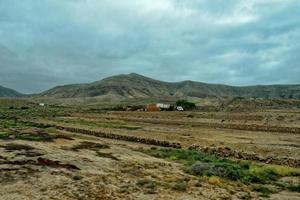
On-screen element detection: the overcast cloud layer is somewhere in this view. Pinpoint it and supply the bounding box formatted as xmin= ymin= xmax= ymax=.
xmin=0 ymin=0 xmax=299 ymax=93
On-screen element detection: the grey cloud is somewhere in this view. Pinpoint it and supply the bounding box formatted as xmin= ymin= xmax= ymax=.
xmin=0 ymin=0 xmax=299 ymax=93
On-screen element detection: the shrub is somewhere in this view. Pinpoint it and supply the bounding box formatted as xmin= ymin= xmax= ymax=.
xmin=72 ymin=175 xmax=82 ymax=181
xmin=172 ymin=180 xmax=187 ymax=191
xmin=0 ymin=132 xmax=11 ymax=140
xmin=287 ymin=184 xmax=300 ymax=192
xmin=253 ymin=186 xmax=273 ymax=197
xmin=136 ymin=179 xmax=158 ymax=190
xmin=190 ymin=161 xmax=244 ymax=180
xmin=190 ymin=162 xmax=213 ymax=176
xmin=118 ymin=185 xmax=130 ymax=194
xmin=0 ymin=119 xmax=18 ymax=128
xmin=208 ymin=176 xmax=221 ymax=185
xmin=176 ymin=100 xmax=196 ymax=110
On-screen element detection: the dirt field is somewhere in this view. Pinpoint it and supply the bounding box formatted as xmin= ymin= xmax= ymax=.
xmin=48 ymin=110 xmax=300 ymax=161
xmin=0 ymin=99 xmax=299 ymax=199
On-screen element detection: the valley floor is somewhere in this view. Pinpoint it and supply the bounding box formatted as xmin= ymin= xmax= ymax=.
xmin=0 ymin=99 xmax=299 ymax=199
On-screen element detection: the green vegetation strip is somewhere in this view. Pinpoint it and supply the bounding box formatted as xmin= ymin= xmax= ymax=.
xmin=0 ymin=119 xmax=22 ymax=129
xmin=144 ymin=148 xmax=300 ymax=184
xmin=0 ymin=119 xmax=72 ymax=142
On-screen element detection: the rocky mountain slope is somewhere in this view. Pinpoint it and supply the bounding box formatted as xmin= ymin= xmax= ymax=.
xmin=39 ymin=73 xmax=300 ymax=99
xmin=0 ymin=85 xmax=23 ymax=97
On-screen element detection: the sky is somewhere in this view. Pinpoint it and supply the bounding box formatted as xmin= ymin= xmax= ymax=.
xmin=0 ymin=0 xmax=300 ymax=94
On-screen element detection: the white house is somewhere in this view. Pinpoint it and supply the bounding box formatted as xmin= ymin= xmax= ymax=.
xmin=156 ymin=103 xmax=171 ymax=109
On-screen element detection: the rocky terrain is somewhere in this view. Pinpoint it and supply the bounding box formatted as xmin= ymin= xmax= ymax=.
xmin=0 ymin=86 xmax=23 ymax=97
xmin=39 ymin=73 xmax=300 ymax=100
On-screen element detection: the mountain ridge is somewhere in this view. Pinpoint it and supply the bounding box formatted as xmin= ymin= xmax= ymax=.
xmin=39 ymin=73 xmax=300 ymax=100
xmin=0 ymin=85 xmax=24 ymax=97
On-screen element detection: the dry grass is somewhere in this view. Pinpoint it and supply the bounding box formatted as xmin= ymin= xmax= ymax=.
xmin=250 ymin=165 xmax=300 ymax=177
xmin=1 ymin=99 xmax=300 ymax=199
xmin=208 ymin=176 xmax=221 ymax=186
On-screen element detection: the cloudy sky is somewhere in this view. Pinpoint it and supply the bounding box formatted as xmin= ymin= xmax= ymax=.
xmin=0 ymin=0 xmax=299 ymax=93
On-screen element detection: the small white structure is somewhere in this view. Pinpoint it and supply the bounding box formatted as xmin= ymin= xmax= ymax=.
xmin=176 ymin=106 xmax=184 ymax=111
xmin=39 ymin=103 xmax=45 ymax=107
xmin=156 ymin=103 xmax=171 ymax=109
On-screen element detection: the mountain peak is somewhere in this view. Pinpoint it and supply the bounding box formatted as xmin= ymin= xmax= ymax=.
xmin=128 ymin=73 xmax=142 ymax=76
xmin=98 ymin=73 xmax=159 ymax=83
xmin=117 ymin=73 xmax=150 ymax=79
xmin=39 ymin=73 xmax=300 ymax=100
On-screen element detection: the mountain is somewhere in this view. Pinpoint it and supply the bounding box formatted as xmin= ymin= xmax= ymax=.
xmin=39 ymin=73 xmax=300 ymax=100
xmin=0 ymin=85 xmax=23 ymax=97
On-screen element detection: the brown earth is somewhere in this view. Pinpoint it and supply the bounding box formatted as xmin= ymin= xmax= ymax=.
xmin=45 ymin=109 xmax=300 ymax=161
xmin=1 ymin=100 xmax=300 ymax=199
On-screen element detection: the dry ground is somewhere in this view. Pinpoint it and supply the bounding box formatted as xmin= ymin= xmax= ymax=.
xmin=0 ymin=133 xmax=260 ymax=200
xmin=0 ymin=100 xmax=299 ymax=199
xmin=48 ymin=110 xmax=300 ymax=160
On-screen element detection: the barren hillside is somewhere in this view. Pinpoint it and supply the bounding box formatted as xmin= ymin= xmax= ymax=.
xmin=39 ymin=73 xmax=300 ymax=100
xmin=0 ymin=86 xmax=23 ymax=97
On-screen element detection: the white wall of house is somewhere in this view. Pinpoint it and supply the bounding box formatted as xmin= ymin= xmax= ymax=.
xmin=156 ymin=103 xmax=170 ymax=109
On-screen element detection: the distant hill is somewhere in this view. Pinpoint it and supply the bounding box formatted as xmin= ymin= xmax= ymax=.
xmin=39 ymin=73 xmax=300 ymax=100
xmin=0 ymin=86 xmax=23 ymax=97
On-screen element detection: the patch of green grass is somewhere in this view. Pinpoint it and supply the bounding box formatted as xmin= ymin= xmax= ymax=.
xmin=287 ymin=184 xmax=300 ymax=192
xmin=0 ymin=128 xmax=69 ymax=142
xmin=250 ymin=165 xmax=300 ymax=177
xmin=0 ymin=119 xmax=19 ymax=129
xmin=146 ymin=147 xmax=222 ymax=166
xmin=253 ymin=186 xmax=273 ymax=197
xmin=0 ymin=132 xmax=11 ymax=140
xmin=136 ymin=179 xmax=158 ymax=194
xmin=144 ymin=148 xmax=300 ymax=185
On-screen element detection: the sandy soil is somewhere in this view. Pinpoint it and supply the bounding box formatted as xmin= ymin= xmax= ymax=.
xmin=1 ymin=105 xmax=300 ymax=199
xmin=0 ymin=132 xmax=260 ymax=200
xmin=49 ymin=110 xmax=300 ymax=160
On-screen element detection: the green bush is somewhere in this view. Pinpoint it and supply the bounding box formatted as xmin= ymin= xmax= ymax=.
xmin=176 ymin=100 xmax=196 ymax=110
xmin=172 ymin=180 xmax=187 ymax=191
xmin=0 ymin=119 xmax=18 ymax=128
xmin=136 ymin=179 xmax=158 ymax=190
xmin=0 ymin=132 xmax=11 ymax=140
xmin=72 ymin=175 xmax=82 ymax=181
xmin=190 ymin=161 xmax=246 ymax=181
xmin=190 ymin=162 xmax=213 ymax=175
xmin=253 ymin=186 xmax=273 ymax=197
xmin=287 ymin=184 xmax=300 ymax=192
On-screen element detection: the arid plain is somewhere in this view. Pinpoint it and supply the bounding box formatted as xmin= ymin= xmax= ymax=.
xmin=0 ymin=99 xmax=299 ymax=200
